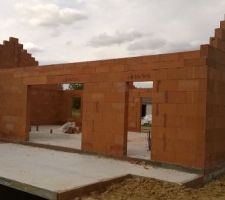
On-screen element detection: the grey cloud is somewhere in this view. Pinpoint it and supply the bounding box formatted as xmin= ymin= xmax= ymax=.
xmin=66 ymin=41 xmax=73 ymax=45
xmin=15 ymin=3 xmax=88 ymax=27
xmin=127 ymin=37 xmax=200 ymax=53
xmin=128 ymin=38 xmax=167 ymax=51
xmin=50 ymin=29 xmax=61 ymax=37
xmin=165 ymin=42 xmax=200 ymax=52
xmin=88 ymin=30 xmax=143 ymax=47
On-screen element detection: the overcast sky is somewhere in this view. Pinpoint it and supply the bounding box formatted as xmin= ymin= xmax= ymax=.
xmin=0 ymin=0 xmax=225 ymax=65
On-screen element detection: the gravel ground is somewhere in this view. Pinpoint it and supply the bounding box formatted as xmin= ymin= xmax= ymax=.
xmin=83 ymin=174 xmax=225 ymax=200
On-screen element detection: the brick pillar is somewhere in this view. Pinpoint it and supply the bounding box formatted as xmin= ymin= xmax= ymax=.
xmin=0 ymin=73 xmax=28 ymax=141
xmin=82 ymin=82 xmax=128 ymax=157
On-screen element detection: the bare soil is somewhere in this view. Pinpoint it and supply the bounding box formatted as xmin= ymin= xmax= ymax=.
xmin=83 ymin=175 xmax=225 ymax=200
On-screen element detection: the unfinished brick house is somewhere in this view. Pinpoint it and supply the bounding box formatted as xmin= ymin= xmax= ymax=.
xmin=0 ymin=17 xmax=225 ymax=175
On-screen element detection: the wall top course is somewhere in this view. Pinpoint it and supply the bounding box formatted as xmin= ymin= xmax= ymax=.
xmin=0 ymin=41 xmax=205 ymax=85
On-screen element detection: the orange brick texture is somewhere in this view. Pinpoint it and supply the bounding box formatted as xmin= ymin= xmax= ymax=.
xmin=0 ymin=72 xmax=29 ymax=141
xmin=0 ymin=37 xmax=38 ymax=141
xmin=13 ymin=51 xmax=207 ymax=168
xmin=0 ymin=15 xmax=224 ymax=172
xmin=82 ymin=82 xmax=128 ymax=156
xmin=0 ymin=37 xmax=38 ymax=68
xmin=29 ymin=85 xmax=83 ymax=127
xmin=0 ymin=50 xmax=207 ymax=168
xmin=201 ymin=19 xmax=225 ymax=172
xmin=29 ymin=85 xmax=66 ymax=125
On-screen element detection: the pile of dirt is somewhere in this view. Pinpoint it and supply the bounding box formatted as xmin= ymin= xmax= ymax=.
xmin=83 ymin=174 xmax=225 ymax=200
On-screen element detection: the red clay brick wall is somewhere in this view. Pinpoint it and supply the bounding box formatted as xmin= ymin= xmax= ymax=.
xmin=0 ymin=72 xmax=28 ymax=141
xmin=29 ymin=85 xmax=66 ymax=125
xmin=203 ymin=20 xmax=225 ymax=170
xmin=205 ymin=46 xmax=225 ymax=170
xmin=151 ymin=52 xmax=207 ymax=169
xmin=14 ymin=50 xmax=207 ymax=169
xmin=82 ymin=82 xmax=128 ymax=157
xmin=0 ymin=48 xmax=209 ymax=169
xmin=0 ymin=37 xmax=38 ymax=68
xmin=29 ymin=85 xmax=83 ymax=126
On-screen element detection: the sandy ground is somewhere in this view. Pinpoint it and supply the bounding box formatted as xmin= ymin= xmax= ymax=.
xmin=83 ymin=175 xmax=225 ymax=200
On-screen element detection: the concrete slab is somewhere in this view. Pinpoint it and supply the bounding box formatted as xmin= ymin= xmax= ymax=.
xmin=30 ymin=126 xmax=150 ymax=160
xmin=0 ymin=143 xmax=200 ymax=199
xmin=30 ymin=125 xmax=81 ymax=149
xmin=127 ymin=131 xmax=150 ymax=160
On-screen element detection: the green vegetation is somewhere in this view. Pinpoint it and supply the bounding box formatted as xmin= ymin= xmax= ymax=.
xmin=72 ymin=97 xmax=81 ymax=117
xmin=69 ymin=83 xmax=84 ymax=90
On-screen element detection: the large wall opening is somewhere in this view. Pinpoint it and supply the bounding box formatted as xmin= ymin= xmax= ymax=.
xmin=28 ymin=83 xmax=83 ymax=150
xmin=127 ymin=81 xmax=153 ymax=160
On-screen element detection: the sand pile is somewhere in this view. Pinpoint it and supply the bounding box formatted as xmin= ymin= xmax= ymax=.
xmin=83 ymin=174 xmax=225 ymax=200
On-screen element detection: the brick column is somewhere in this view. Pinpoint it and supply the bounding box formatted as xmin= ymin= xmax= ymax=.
xmin=0 ymin=73 xmax=28 ymax=141
xmin=82 ymin=82 xmax=128 ymax=157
